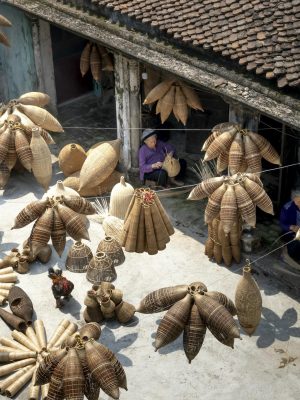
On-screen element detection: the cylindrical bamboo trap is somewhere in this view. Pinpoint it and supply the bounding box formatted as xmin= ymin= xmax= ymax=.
xmin=33 ymin=320 xmax=47 ymax=351
xmin=0 ymin=358 xmax=36 ymax=377
xmin=5 ymin=364 xmax=35 ymax=397
xmin=11 ymin=330 xmax=40 ymax=352
xmin=51 ymin=322 xmax=78 ymax=348
xmin=47 ymin=318 xmax=71 ymax=349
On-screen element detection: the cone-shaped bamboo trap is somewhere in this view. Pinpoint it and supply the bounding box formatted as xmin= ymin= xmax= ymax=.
xmin=121 ymin=188 xmax=174 ymax=255
xmin=202 ymin=122 xmax=281 ymax=174
xmin=83 ymin=282 xmax=136 ymax=325
xmin=143 ymin=79 xmax=204 ymax=125
xmin=0 ymin=92 xmax=63 ymax=189
xmin=136 ymin=281 xmax=243 ymax=363
xmin=12 ymin=193 xmax=96 ymax=259
xmin=188 ymin=172 xmax=274 ymax=234
xmin=0 ymin=318 xmax=78 ymax=399
xmin=80 ymin=41 xmax=114 ymax=81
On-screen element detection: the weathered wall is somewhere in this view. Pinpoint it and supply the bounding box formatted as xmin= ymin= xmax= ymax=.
xmin=0 ymin=4 xmax=38 ymax=102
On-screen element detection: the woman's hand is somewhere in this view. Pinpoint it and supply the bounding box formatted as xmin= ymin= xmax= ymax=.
xmin=152 ymin=162 xmax=163 ymax=169
xmin=289 ymin=225 xmax=300 ymax=233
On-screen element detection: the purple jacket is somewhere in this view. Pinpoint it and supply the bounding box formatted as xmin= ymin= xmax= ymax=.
xmin=280 ymin=200 xmax=300 ymax=236
xmin=138 ymin=140 xmax=176 ymax=181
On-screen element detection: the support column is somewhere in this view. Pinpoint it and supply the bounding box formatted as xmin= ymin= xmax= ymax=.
xmin=114 ymin=54 xmax=141 ymax=172
xmin=31 ymin=18 xmax=57 ymax=115
xmin=228 ymin=101 xmax=260 ymax=131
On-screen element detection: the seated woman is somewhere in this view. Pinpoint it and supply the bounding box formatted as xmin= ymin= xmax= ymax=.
xmin=139 ymin=128 xmax=186 ymax=188
xmin=279 ymin=189 xmax=300 ymax=265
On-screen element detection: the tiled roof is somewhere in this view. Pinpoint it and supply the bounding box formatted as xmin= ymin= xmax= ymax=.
xmin=94 ymin=0 xmax=300 ymax=89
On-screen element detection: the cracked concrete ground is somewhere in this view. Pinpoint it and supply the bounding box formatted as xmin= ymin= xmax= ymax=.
xmin=0 ymin=94 xmax=299 ymax=400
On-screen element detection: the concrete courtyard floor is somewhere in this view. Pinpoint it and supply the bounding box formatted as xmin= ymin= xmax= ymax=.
xmin=0 ymin=94 xmax=299 ymax=399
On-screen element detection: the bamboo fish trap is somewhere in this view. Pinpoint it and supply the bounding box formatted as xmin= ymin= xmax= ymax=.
xmin=12 ymin=193 xmax=96 ymax=258
xmin=202 ymin=122 xmax=281 ymax=174
xmin=121 ymin=188 xmax=175 ymax=255
xmin=0 ymin=265 xmax=16 ymax=306
xmin=0 ymin=14 xmax=12 ymax=47
xmin=0 ymin=91 xmax=63 ymax=189
xmin=188 ymin=172 xmax=274 ymax=234
xmin=80 ymin=41 xmax=114 ymax=81
xmin=83 ymin=281 xmax=135 ymax=324
xmin=144 ymin=79 xmax=204 ymax=125
xmin=136 ymin=281 xmax=240 ymax=363
xmin=0 ymin=318 xmax=78 ymax=399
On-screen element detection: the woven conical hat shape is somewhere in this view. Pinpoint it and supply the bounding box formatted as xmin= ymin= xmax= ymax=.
xmin=79 ymin=139 xmax=120 ymax=190
xmin=58 ymin=143 xmax=86 ymax=177
xmin=109 ymin=176 xmax=134 ymax=220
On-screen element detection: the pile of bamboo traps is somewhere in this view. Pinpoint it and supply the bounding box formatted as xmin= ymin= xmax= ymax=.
xmin=143 ymin=79 xmax=204 ymax=125
xmin=0 ymin=267 xmax=17 ymax=306
xmin=0 ymin=318 xmax=80 ymax=399
xmin=136 ymin=282 xmax=241 ymax=363
xmin=0 ymin=91 xmax=63 ymax=190
xmin=0 ymin=15 xmax=12 ymax=47
xmin=12 ymin=193 xmax=96 ymax=258
xmin=205 ymin=217 xmax=242 ymax=266
xmin=122 ymin=188 xmax=174 ymax=255
xmin=0 ymin=243 xmax=52 ymax=275
xmin=80 ymin=41 xmax=114 ymax=82
xmin=188 ymin=172 xmax=274 ymax=233
xmin=202 ymin=122 xmax=281 ymax=174
xmin=84 ymin=281 xmax=136 ymax=324
xmin=38 ymin=326 xmax=127 ymax=400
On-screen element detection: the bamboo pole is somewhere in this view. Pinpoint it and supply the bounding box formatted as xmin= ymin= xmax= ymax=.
xmin=33 ymin=320 xmax=47 ymax=351
xmin=0 ymin=338 xmax=29 ymax=352
xmin=0 ymin=358 xmax=35 ymax=377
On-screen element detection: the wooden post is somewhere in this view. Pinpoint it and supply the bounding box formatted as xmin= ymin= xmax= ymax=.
xmin=114 ymin=54 xmax=141 ymax=172
xmin=31 ymin=18 xmax=57 ymax=115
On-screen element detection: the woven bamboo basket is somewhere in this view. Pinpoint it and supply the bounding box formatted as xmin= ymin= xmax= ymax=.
xmin=247 ymin=131 xmax=280 ymax=165
xmin=85 ymin=340 xmax=119 ymax=400
xmin=30 ymin=208 xmax=53 ymax=256
xmin=234 ymin=184 xmax=256 ymax=227
xmin=0 ymin=128 xmax=11 ymax=164
xmin=179 ymin=83 xmax=204 ymax=111
xmin=204 ymin=183 xmax=227 ymax=223
xmin=17 ymin=92 xmax=50 ymax=107
xmin=18 ymin=104 xmax=63 ymax=133
xmin=80 ymin=42 xmax=92 ymax=77
xmin=30 ymin=128 xmax=52 ymax=190
xmin=12 ymin=199 xmax=47 ymax=229
xmin=143 ymin=79 xmax=174 ymax=104
xmin=43 ymin=180 xmax=80 ymax=199
xmin=63 ymin=196 xmax=95 ymax=215
xmin=100 ymin=296 xmax=116 ymax=319
xmin=183 ymin=304 xmax=206 ymax=363
xmin=6 ymin=130 xmax=17 ymax=171
xmin=160 ymin=86 xmax=175 ymax=123
xmin=220 ymin=185 xmax=237 ymax=233
xmin=235 ymin=265 xmax=262 ymax=336
xmin=115 ymin=301 xmax=135 ymax=323
xmin=194 ymin=293 xmax=240 ymax=339
xmin=90 ymin=44 xmax=102 ymax=82
xmin=51 ymin=209 xmax=66 ymax=257
xmin=162 ymin=153 xmax=181 ymax=178
xmin=0 ymin=161 xmax=10 ymax=189
xmin=97 ymin=44 xmax=114 ymax=71
xmin=173 ymin=86 xmax=188 ymax=125
xmin=14 ymin=128 xmax=32 ymax=172
xmin=79 ymin=139 xmax=121 ymax=190
xmin=97 ymin=236 xmax=125 ymax=266
xmin=204 ymin=131 xmax=235 ymax=161
xmin=109 ymin=176 xmax=134 ymax=220
xmin=86 ymin=252 xmax=116 ymax=284
xmin=228 ymin=131 xmax=243 ymax=174
xmin=79 ymin=322 xmax=101 ymax=341
xmin=243 ymin=176 xmax=274 ymax=214
xmin=57 ymin=203 xmax=90 ymax=241
xmin=66 ymin=240 xmax=93 ymax=273
xmin=190 ymin=176 xmax=225 ymax=202
xmin=58 ymin=143 xmax=86 ymax=177
xmin=0 ymin=308 xmax=26 ymax=331
xmin=62 ymin=348 xmax=85 ymax=399
xmin=216 ymin=152 xmax=228 ymax=173
xmin=8 ymin=286 xmax=33 ymax=325
xmin=155 ymin=294 xmax=192 ymax=350
xmin=83 ymin=306 xmax=104 ymax=324
xmin=244 ymin=134 xmax=262 ymax=173
xmin=206 ymin=291 xmax=237 ymax=316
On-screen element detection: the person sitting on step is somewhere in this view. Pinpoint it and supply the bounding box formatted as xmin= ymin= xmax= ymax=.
xmin=139 ymin=128 xmax=187 ymax=188
xmin=279 ymin=189 xmax=300 ymax=269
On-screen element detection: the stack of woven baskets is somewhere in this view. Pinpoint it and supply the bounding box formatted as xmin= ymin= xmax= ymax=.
xmin=202 ymin=122 xmax=281 ymax=174
xmin=61 ymin=139 xmax=122 ymax=196
xmin=84 ymin=281 xmax=135 ymax=324
xmin=0 ymin=92 xmax=63 ymax=189
xmin=143 ymin=79 xmax=204 ymax=125
xmin=122 ymin=188 xmax=174 ymax=255
xmin=80 ymin=41 xmax=114 ymax=82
